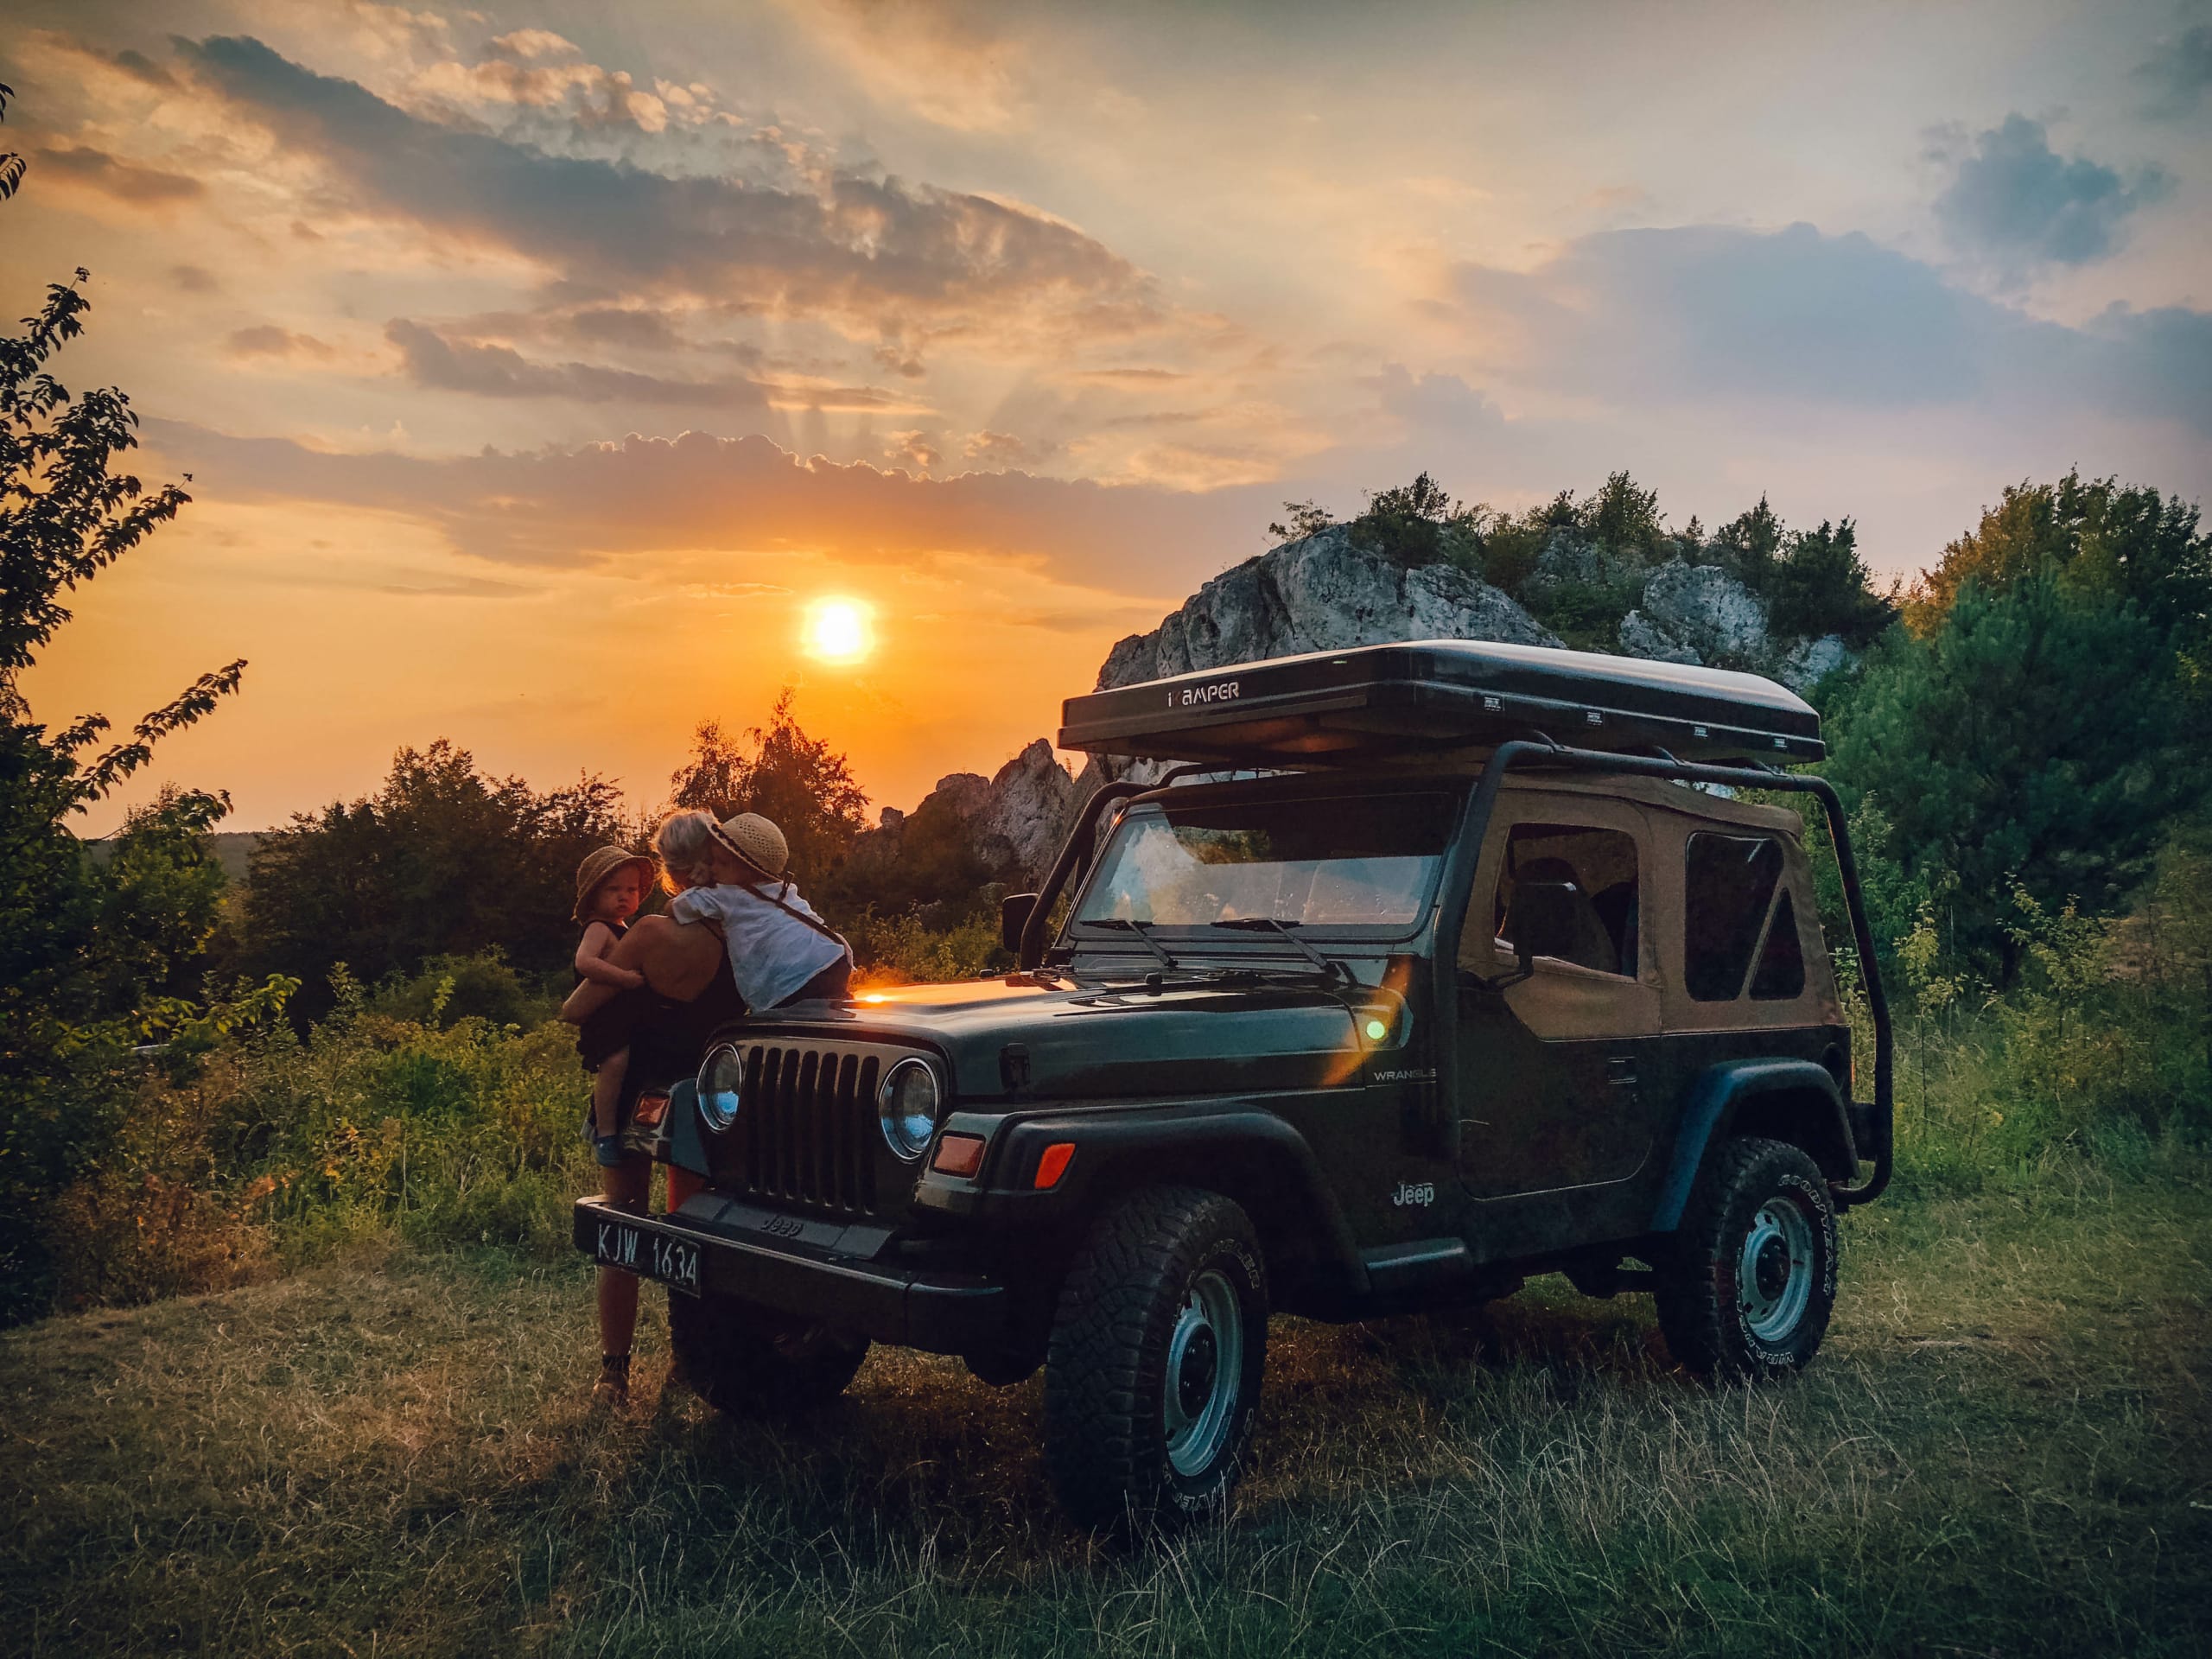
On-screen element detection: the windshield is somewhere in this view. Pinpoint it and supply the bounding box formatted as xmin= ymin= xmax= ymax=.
xmin=1074 ymin=792 xmax=1453 ymax=934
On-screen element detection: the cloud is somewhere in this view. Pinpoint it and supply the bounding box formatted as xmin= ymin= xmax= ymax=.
xmin=1436 ymin=222 xmax=2212 ymax=436
xmin=386 ymin=319 xmax=772 ymax=410
xmin=2133 ymin=24 xmax=2212 ymax=118
xmin=229 ymin=325 xmax=334 ymax=360
xmin=773 ymin=0 xmax=1029 ymax=131
xmin=175 ymin=35 xmax=1163 ymax=360
xmin=149 ymin=423 xmax=1262 ymax=592
xmin=33 ymin=143 xmax=202 ymax=206
xmin=963 ymin=429 xmax=1044 ymax=466
xmin=170 ymin=264 xmax=219 ymax=293
xmin=385 ymin=318 xmax=931 ymax=414
xmin=1930 ymin=114 xmax=2168 ymax=277
xmin=885 ymin=430 xmax=943 ymax=472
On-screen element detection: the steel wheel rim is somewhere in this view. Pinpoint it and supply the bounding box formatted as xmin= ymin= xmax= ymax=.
xmin=1738 ymin=1198 xmax=1814 ymax=1342
xmin=1163 ymin=1268 xmax=1243 ymax=1477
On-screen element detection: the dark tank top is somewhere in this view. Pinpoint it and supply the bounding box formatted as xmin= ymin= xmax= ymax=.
xmin=625 ymin=957 xmax=746 ymax=1090
xmin=573 ymin=918 xmax=627 ymax=987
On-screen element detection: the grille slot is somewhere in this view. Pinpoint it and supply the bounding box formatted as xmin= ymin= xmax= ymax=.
xmin=739 ymin=1044 xmax=882 ymax=1215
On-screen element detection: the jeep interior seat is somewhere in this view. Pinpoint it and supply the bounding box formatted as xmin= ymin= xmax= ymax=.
xmin=1505 ymin=857 xmax=1620 ymax=976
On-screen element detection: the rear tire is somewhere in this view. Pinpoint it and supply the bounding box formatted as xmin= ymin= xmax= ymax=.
xmin=1043 ymin=1186 xmax=1268 ymax=1529
xmin=666 ymin=1289 xmax=868 ymax=1416
xmin=1655 ymin=1135 xmax=1837 ymax=1381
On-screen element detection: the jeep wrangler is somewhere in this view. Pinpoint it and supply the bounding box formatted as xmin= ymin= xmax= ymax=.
xmin=575 ymin=639 xmax=1893 ymax=1528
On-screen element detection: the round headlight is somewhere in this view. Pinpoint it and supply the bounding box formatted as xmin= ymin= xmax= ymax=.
xmin=878 ymin=1057 xmax=942 ymax=1161
xmin=697 ymin=1043 xmax=745 ymax=1134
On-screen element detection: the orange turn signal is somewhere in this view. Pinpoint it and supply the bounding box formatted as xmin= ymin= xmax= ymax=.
xmin=1033 ymin=1141 xmax=1076 ymax=1190
xmin=931 ymin=1133 xmax=987 ymax=1178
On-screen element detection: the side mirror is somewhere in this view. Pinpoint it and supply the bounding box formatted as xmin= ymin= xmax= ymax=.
xmin=1510 ymin=880 xmax=1580 ymax=970
xmin=1001 ymin=892 xmax=1039 ymax=953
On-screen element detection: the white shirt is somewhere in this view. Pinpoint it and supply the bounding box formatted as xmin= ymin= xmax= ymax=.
xmin=669 ymin=881 xmax=851 ymax=1010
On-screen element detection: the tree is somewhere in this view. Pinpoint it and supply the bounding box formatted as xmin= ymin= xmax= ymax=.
xmin=1343 ymin=473 xmax=1483 ymax=569
xmin=1265 ymin=499 xmax=1336 ymax=543
xmin=1 ymin=85 xmax=251 ymax=1321
xmin=1713 ymin=494 xmax=1785 ymax=585
xmin=240 ymin=741 xmax=629 ymax=1012
xmin=667 ymin=690 xmax=869 ymax=884
xmin=1826 ymin=571 xmax=2203 ymax=982
xmin=1766 ymin=518 xmax=1894 ymax=645
xmin=1904 ymin=469 xmax=2210 ymax=646
xmin=1577 ymin=470 xmax=1667 ymax=557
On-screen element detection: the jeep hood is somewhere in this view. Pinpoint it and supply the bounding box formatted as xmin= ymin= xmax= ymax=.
xmin=749 ymin=975 xmax=1384 ymax=1101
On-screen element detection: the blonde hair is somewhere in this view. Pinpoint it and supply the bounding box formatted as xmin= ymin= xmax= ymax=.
xmin=652 ymin=809 xmax=720 ymax=894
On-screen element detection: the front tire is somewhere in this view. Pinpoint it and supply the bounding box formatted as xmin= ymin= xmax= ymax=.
xmin=1655 ymin=1135 xmax=1838 ymax=1381
xmin=666 ymin=1289 xmax=868 ymax=1416
xmin=1043 ymin=1186 xmax=1269 ymax=1529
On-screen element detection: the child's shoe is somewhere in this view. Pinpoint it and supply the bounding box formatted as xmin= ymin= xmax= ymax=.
xmin=593 ymin=1134 xmax=626 ymax=1168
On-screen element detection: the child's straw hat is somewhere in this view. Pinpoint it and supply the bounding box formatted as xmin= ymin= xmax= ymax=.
xmin=705 ymin=812 xmax=789 ymax=880
xmin=573 ymin=846 xmax=655 ymax=923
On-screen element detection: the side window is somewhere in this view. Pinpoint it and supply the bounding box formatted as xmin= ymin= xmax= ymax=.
xmin=1491 ymin=823 xmax=1640 ymax=978
xmin=1684 ymin=833 xmax=1804 ymax=1001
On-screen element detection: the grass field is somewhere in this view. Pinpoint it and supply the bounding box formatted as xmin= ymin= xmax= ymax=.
xmin=5 ymin=1158 xmax=2209 ymax=1658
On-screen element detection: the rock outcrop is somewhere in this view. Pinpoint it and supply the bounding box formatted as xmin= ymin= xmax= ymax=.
xmin=1096 ymin=527 xmax=1557 ymax=691
xmin=837 ymin=739 xmax=1079 ymax=893
xmin=1618 ymin=559 xmax=1770 ymax=669
xmin=852 ymin=523 xmax=1863 ymax=909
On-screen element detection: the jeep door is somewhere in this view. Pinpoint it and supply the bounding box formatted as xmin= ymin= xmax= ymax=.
xmin=1452 ymin=787 xmax=1665 ymax=1224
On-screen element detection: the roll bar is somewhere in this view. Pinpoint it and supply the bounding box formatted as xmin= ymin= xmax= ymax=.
xmin=1450 ymin=739 xmax=1891 ymax=1206
xmin=1019 ymin=742 xmax=1892 ymax=1207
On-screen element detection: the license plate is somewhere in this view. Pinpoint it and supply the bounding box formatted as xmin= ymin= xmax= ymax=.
xmin=593 ymin=1216 xmax=701 ymax=1297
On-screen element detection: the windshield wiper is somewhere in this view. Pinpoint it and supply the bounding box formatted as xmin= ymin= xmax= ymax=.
xmin=1213 ymin=917 xmax=1345 ymax=980
xmin=1090 ymin=918 xmax=1181 ymax=972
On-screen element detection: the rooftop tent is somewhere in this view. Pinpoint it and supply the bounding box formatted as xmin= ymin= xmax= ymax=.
xmin=1058 ymin=639 xmax=1823 ymax=767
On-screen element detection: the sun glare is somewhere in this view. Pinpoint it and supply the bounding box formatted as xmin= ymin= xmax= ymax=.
xmin=803 ymin=597 xmax=874 ymax=664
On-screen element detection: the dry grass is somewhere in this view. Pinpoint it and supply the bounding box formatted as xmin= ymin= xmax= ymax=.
xmin=4 ymin=1160 xmax=2209 ymax=1658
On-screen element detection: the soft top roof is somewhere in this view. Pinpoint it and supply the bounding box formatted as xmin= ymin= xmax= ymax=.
xmin=1059 ymin=639 xmax=1821 ymax=766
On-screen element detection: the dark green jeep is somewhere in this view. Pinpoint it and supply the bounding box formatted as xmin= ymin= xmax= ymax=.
xmin=575 ymin=640 xmax=1893 ymax=1527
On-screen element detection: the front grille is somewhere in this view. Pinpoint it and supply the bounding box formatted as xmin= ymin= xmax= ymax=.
xmin=736 ymin=1044 xmax=885 ymax=1215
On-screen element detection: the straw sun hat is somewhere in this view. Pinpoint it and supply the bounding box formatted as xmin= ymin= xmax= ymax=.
xmin=571 ymin=846 xmax=655 ymax=923
xmin=704 ymin=811 xmax=790 ymax=881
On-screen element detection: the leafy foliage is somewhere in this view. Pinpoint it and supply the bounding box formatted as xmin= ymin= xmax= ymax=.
xmin=0 ymin=89 xmax=274 ymax=1325
xmin=668 ymin=689 xmax=869 ymax=885
xmin=238 ymin=741 xmax=630 ymax=1015
xmin=1904 ymin=468 xmax=2211 ymax=647
xmin=1825 ymin=570 xmax=2204 ymax=981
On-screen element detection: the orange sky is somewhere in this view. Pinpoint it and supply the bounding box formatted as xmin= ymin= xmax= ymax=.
xmin=8 ymin=0 xmax=2208 ymax=835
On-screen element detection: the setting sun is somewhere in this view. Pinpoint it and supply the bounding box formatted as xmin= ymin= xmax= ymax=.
xmin=802 ymin=597 xmax=874 ymax=664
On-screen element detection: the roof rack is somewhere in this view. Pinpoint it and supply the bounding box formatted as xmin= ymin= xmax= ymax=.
xmin=1058 ymin=639 xmax=1822 ymax=766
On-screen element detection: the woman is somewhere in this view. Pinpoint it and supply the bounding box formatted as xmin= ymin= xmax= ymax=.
xmin=563 ymin=808 xmax=742 ymax=1403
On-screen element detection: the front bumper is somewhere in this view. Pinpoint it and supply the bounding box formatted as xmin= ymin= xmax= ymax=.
xmin=572 ymin=1194 xmax=1007 ymax=1355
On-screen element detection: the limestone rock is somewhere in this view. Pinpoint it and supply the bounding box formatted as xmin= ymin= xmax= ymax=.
xmin=1617 ymin=610 xmax=1703 ymax=664
xmin=1778 ymin=632 xmax=1853 ymax=693
xmin=1097 ymin=527 xmax=1557 ymax=691
xmin=1633 ymin=559 xmax=1770 ymax=666
xmin=974 ymin=739 xmax=1081 ymax=882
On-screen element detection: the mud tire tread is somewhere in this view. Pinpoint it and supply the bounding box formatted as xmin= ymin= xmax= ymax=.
xmin=1654 ymin=1134 xmax=1838 ymax=1382
xmin=1043 ymin=1185 xmax=1268 ymax=1530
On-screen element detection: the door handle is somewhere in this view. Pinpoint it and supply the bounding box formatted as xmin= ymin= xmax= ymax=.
xmin=1605 ymin=1055 xmax=1638 ymax=1086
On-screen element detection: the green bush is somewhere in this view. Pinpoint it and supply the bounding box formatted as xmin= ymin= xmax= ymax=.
xmin=41 ymin=973 xmax=594 ymax=1310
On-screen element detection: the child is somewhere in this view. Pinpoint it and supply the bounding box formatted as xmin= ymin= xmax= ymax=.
xmin=572 ymin=846 xmax=654 ymax=1167
xmin=671 ymin=811 xmax=855 ymax=1010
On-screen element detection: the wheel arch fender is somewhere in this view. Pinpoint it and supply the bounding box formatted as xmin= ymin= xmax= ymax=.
xmin=1651 ymin=1060 xmax=1853 ymax=1233
xmin=982 ymin=1103 xmax=1369 ymax=1296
